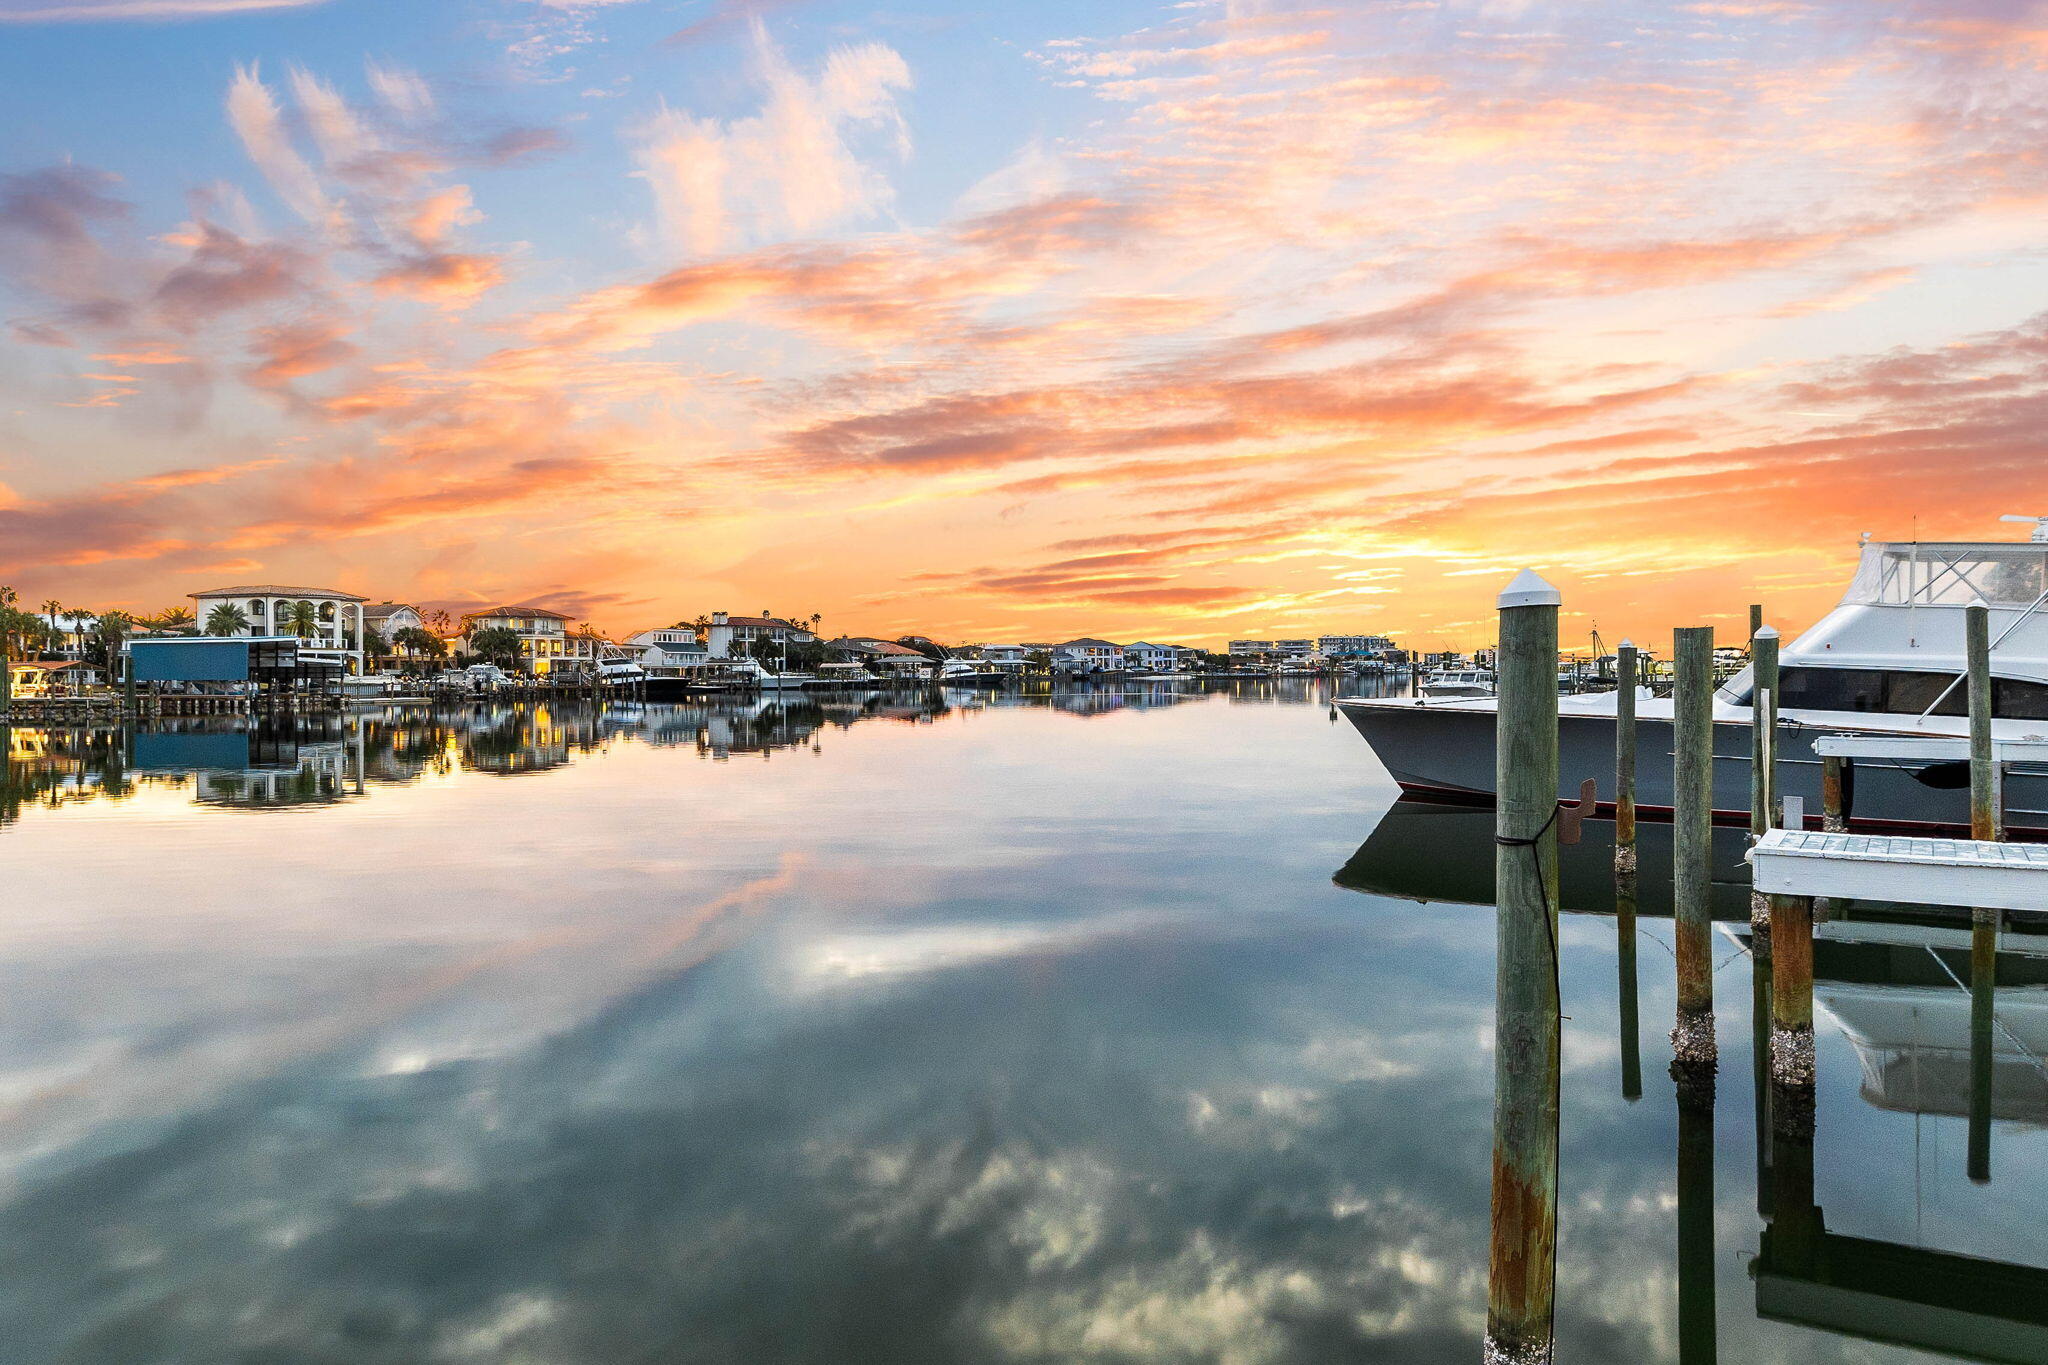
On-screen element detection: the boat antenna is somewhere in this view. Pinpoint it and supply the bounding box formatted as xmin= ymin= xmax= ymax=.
xmin=2000 ymin=513 xmax=2048 ymax=544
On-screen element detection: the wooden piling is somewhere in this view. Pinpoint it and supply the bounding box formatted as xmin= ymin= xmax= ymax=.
xmin=1672 ymin=625 xmax=1717 ymax=1073
xmin=1821 ymin=753 xmax=1847 ymax=833
xmin=1967 ymin=598 xmax=1998 ymax=842
xmin=1969 ymin=906 xmax=1997 ymax=1184
xmin=1769 ymin=889 xmax=1815 ymax=1129
xmin=1615 ymin=641 xmax=1638 ymax=874
xmin=1750 ymin=624 xmax=1780 ymax=935
xmin=1485 ymin=569 xmax=1562 ymax=1365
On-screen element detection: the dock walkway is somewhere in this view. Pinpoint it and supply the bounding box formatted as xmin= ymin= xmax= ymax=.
xmin=1752 ymin=829 xmax=2048 ymax=913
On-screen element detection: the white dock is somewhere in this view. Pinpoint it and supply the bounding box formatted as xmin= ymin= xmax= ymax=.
xmin=1750 ymin=829 xmax=2048 ymax=913
xmin=1811 ymin=733 xmax=2048 ymax=762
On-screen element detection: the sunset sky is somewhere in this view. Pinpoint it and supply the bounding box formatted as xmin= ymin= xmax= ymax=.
xmin=4 ymin=0 xmax=2047 ymax=648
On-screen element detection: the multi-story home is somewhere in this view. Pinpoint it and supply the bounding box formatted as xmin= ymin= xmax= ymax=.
xmin=1228 ymin=640 xmax=1273 ymax=658
xmin=625 ymin=624 xmax=714 ymax=675
xmin=1272 ymin=639 xmax=1315 ymax=659
xmin=460 ymin=605 xmax=598 ymax=675
xmin=1054 ymin=638 xmax=1124 ymax=671
xmin=1318 ymin=634 xmax=1397 ymax=658
xmin=1122 ymin=641 xmax=1192 ymax=673
xmin=190 ymin=584 xmax=367 ymax=671
xmin=705 ymin=612 xmax=817 ymax=660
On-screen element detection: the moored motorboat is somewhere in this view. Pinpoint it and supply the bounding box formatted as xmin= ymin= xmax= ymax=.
xmin=1337 ymin=523 xmax=2048 ymax=834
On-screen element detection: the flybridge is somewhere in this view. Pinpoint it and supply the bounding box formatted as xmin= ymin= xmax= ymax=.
xmin=1844 ymin=539 xmax=2048 ymax=608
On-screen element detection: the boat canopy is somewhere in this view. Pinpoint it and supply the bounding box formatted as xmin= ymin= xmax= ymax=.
xmin=1843 ymin=541 xmax=2048 ymax=608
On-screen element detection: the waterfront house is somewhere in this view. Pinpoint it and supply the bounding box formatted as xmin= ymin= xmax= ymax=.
xmin=1122 ymin=641 xmax=1193 ymax=673
xmin=969 ymin=643 xmax=1034 ymax=674
xmin=1054 ymin=638 xmax=1125 ymax=672
xmin=705 ymin=612 xmax=817 ymax=660
xmin=459 ymin=605 xmax=597 ymax=675
xmin=824 ymin=636 xmax=930 ymax=676
xmin=625 ymin=625 xmax=714 ymax=675
xmin=190 ymin=585 xmax=367 ymax=672
xmin=1228 ymin=639 xmax=1273 ymax=658
xmin=362 ymin=602 xmax=423 ymax=650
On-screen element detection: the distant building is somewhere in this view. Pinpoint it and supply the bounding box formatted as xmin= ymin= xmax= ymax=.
xmin=1318 ymin=633 xmax=1396 ymax=658
xmin=460 ymin=605 xmax=596 ymax=675
xmin=1228 ymin=640 xmax=1273 ymax=658
xmin=190 ymin=584 xmax=367 ymax=671
xmin=705 ymin=612 xmax=817 ymax=660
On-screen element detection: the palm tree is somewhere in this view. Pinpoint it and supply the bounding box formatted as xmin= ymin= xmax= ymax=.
xmin=468 ymin=625 xmax=522 ymax=671
xmin=151 ymin=605 xmax=197 ymax=632
xmin=0 ymin=585 xmax=18 ymax=660
xmin=392 ymin=626 xmax=446 ymax=663
xmin=204 ymin=602 xmax=250 ymax=636
xmin=287 ymin=600 xmax=318 ymax=639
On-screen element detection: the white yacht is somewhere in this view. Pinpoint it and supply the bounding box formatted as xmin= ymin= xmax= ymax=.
xmin=937 ymin=658 xmax=1007 ymax=685
xmin=726 ymin=656 xmax=815 ymax=690
xmin=1419 ymin=667 xmax=1496 ymax=700
xmin=1338 ymin=521 xmax=2048 ymax=834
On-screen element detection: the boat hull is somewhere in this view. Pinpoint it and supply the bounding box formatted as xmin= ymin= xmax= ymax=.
xmin=1338 ymin=699 xmax=2048 ymax=835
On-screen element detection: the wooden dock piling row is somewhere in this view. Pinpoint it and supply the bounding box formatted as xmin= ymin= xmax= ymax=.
xmin=1485 ymin=570 xmax=1562 ymax=1365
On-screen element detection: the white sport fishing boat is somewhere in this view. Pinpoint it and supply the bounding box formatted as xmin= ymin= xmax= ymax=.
xmin=1338 ymin=519 xmax=2048 ymax=835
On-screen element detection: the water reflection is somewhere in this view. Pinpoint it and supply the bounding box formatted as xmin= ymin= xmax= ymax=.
xmin=3 ymin=679 xmax=1336 ymax=827
xmin=3 ymin=681 xmax=2043 ymax=1363
xmin=1352 ymin=793 xmax=2048 ymax=1365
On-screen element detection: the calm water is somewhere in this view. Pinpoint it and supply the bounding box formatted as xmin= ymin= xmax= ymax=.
xmin=2 ymin=682 xmax=2044 ymax=1363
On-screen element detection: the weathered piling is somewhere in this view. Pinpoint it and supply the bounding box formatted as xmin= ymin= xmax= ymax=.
xmin=1672 ymin=625 xmax=1717 ymax=1076
xmin=1485 ymin=570 xmax=1562 ymax=1365
xmin=1821 ymin=753 xmax=1848 ymax=832
xmin=1615 ymin=640 xmax=1638 ymax=874
xmin=1969 ymin=907 xmax=1998 ymax=1184
xmin=1617 ymin=872 xmax=1642 ymax=1103
xmin=1769 ymin=889 xmax=1815 ymax=1129
xmin=1750 ymin=624 xmax=1780 ymax=935
xmin=1967 ymin=597 xmax=1998 ymax=841
xmin=1676 ymin=1074 xmax=1717 ymax=1365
